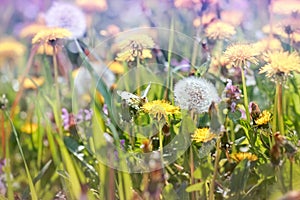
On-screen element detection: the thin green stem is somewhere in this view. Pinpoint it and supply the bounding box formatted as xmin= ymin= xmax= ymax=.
xmin=240 ymin=66 xmax=250 ymax=122
xmin=276 ymin=83 xmax=284 ymax=134
xmin=289 ymin=161 xmax=293 ymax=190
xmin=209 ymin=137 xmax=221 ymax=200
xmin=165 ymin=15 xmax=174 ymax=101
xmin=52 ymin=46 xmax=63 ymax=136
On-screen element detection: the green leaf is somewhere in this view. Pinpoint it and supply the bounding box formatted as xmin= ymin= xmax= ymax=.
xmin=162 ymin=184 xmax=179 ymax=199
xmin=186 ymin=182 xmax=204 ymax=192
xmin=229 ymin=160 xmax=250 ymax=195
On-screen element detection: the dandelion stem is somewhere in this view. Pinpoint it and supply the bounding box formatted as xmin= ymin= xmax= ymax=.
xmin=52 ymin=46 xmax=63 ymax=136
xmin=276 ymin=82 xmax=284 ymax=134
xmin=289 ymin=160 xmax=293 ymax=190
xmin=10 ymin=45 xmax=39 ymax=119
xmin=209 ymin=136 xmax=221 ymax=200
xmin=165 ymin=15 xmax=174 ymax=101
xmin=240 ymin=66 xmax=250 ymax=122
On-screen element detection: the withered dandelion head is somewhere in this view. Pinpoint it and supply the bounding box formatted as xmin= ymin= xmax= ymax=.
xmin=45 ymin=2 xmax=86 ymax=38
xmin=231 ymin=152 xmax=258 ymax=162
xmin=192 ymin=128 xmax=216 ymax=143
xmin=174 ymin=77 xmax=219 ymax=114
xmin=115 ymin=34 xmax=154 ymax=62
xmin=0 ymin=39 xmax=26 ymax=61
xmin=205 ymin=20 xmax=236 ymax=40
xmin=32 ymin=28 xmax=71 ymax=45
xmin=224 ymin=43 xmax=259 ymax=68
xmin=259 ymin=51 xmax=300 ymax=81
xmin=272 ymin=0 xmax=300 ymax=15
xmin=76 ymin=0 xmax=107 ymax=12
xmin=255 ymin=110 xmax=271 ymax=126
xmin=142 ymin=100 xmax=180 ymax=120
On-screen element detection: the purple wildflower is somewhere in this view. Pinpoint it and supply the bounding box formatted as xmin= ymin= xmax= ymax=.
xmin=171 ymin=58 xmax=190 ymax=72
xmin=223 ymin=79 xmax=242 ymax=112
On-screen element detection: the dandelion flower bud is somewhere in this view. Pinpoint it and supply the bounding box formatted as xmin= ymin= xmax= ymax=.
xmin=174 ymin=77 xmax=219 ymax=114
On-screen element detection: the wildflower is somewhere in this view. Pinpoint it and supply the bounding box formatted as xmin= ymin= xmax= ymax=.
xmin=115 ymin=34 xmax=154 ymax=62
xmin=259 ymin=51 xmax=300 ymax=81
xmin=21 ymin=123 xmax=38 ymax=134
xmin=76 ymin=0 xmax=107 ymax=12
xmin=205 ymin=20 xmax=236 ymax=40
xmin=192 ymin=128 xmax=216 ymax=143
xmin=0 ymin=39 xmax=26 ymax=61
xmin=230 ymin=152 xmax=258 ymax=162
xmin=255 ymin=110 xmax=271 ymax=126
xmin=19 ymin=24 xmax=47 ymax=38
xmin=142 ymin=100 xmax=180 ymax=120
xmin=223 ymin=79 xmax=242 ymax=112
xmin=45 ymin=2 xmax=86 ymax=38
xmin=272 ymin=0 xmax=300 ymax=15
xmin=174 ymin=77 xmax=219 ymax=114
xmin=224 ymin=43 xmax=259 ymax=68
xmin=221 ymin=10 xmax=244 ymax=26
xmin=262 ymin=23 xmax=300 ymax=43
xmin=32 ymin=28 xmax=72 ymax=45
xmin=21 ymin=76 xmax=45 ymax=89
xmin=171 ymin=58 xmax=190 ymax=72
xmin=108 ymin=61 xmax=125 ymax=74
xmin=253 ymin=37 xmax=283 ymax=54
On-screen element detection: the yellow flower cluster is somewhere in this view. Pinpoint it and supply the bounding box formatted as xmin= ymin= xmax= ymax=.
xmin=255 ymin=110 xmax=271 ymax=126
xmin=192 ymin=128 xmax=216 ymax=143
xmin=259 ymin=51 xmax=300 ymax=79
xmin=224 ymin=43 xmax=259 ymax=68
xmin=205 ymin=20 xmax=236 ymax=40
xmin=231 ymin=152 xmax=258 ymax=162
xmin=0 ymin=39 xmax=26 ymax=61
xmin=142 ymin=100 xmax=180 ymax=120
xmin=32 ymin=28 xmax=72 ymax=45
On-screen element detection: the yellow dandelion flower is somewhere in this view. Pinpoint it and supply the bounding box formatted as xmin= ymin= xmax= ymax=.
xmin=259 ymin=51 xmax=300 ymax=79
xmin=205 ymin=20 xmax=236 ymax=40
xmin=21 ymin=76 xmax=45 ymax=89
xmin=32 ymin=28 xmax=72 ymax=45
xmin=76 ymin=0 xmax=107 ymax=12
xmin=272 ymin=0 xmax=300 ymax=15
xmin=108 ymin=61 xmax=125 ymax=74
xmin=221 ymin=10 xmax=244 ymax=26
xmin=255 ymin=110 xmax=271 ymax=126
xmin=115 ymin=34 xmax=154 ymax=62
xmin=192 ymin=128 xmax=216 ymax=143
xmin=19 ymin=24 xmax=47 ymax=38
xmin=253 ymin=37 xmax=283 ymax=53
xmin=231 ymin=152 xmax=258 ymax=162
xmin=0 ymin=39 xmax=26 ymax=60
xmin=21 ymin=123 xmax=38 ymax=134
xmin=224 ymin=43 xmax=259 ymax=68
xmin=142 ymin=100 xmax=180 ymax=120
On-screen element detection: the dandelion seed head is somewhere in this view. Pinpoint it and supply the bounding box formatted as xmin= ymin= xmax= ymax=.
xmin=174 ymin=77 xmax=219 ymax=114
xmin=45 ymin=2 xmax=86 ymax=38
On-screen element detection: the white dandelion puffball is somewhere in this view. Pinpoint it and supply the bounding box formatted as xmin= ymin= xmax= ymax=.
xmin=174 ymin=77 xmax=219 ymax=114
xmin=45 ymin=2 xmax=86 ymax=38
